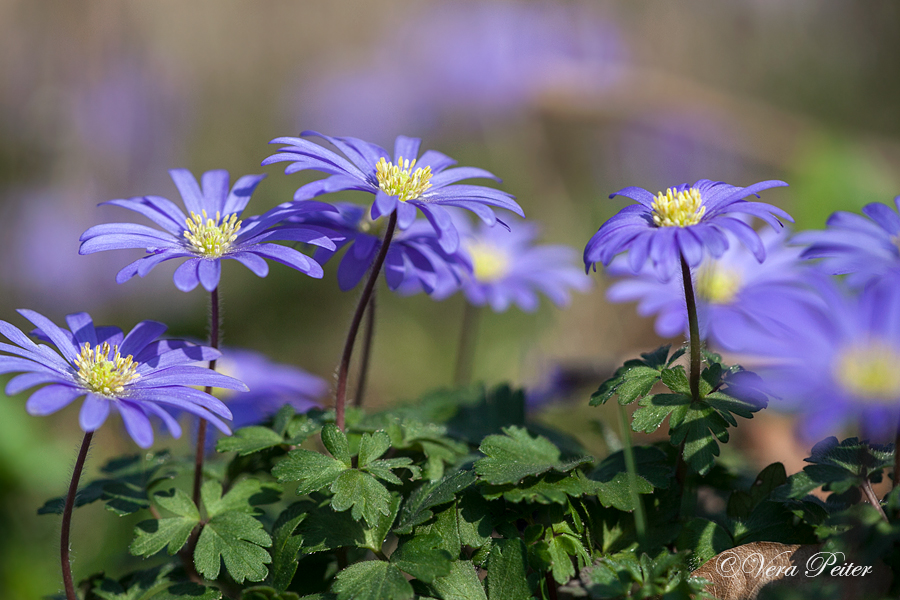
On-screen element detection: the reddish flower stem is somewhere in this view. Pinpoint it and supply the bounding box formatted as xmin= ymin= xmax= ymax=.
xmin=62 ymin=431 xmax=93 ymax=600
xmin=193 ymin=286 xmax=220 ymax=507
xmin=336 ymin=211 xmax=397 ymax=430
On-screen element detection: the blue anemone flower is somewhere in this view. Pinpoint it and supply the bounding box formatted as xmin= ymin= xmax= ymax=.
xmin=79 ymin=169 xmax=338 ymax=292
xmin=214 ymin=347 xmax=326 ymax=430
xmin=262 ymin=132 xmax=524 ymax=253
xmin=443 ymin=216 xmax=591 ymax=312
xmin=287 ymin=202 xmax=462 ymax=293
xmin=584 ymin=179 xmax=792 ymax=282
xmin=793 ymin=196 xmax=900 ymax=287
xmin=0 ymin=310 xmax=246 ymax=448
xmin=606 ymin=227 xmax=814 ymax=350
xmin=736 ymin=276 xmax=900 ymax=438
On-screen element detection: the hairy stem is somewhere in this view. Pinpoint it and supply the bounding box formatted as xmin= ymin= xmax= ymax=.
xmin=336 ymin=211 xmax=397 ymax=430
xmin=62 ymin=431 xmax=94 ymax=600
xmin=861 ymin=473 xmax=889 ymax=523
xmin=617 ymin=403 xmax=647 ymax=543
xmin=453 ymin=302 xmax=482 ymax=386
xmin=353 ymin=290 xmax=376 ymax=408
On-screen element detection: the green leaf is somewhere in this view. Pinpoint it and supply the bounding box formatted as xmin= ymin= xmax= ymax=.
xmin=482 ymin=471 xmax=598 ymax=505
xmin=773 ymin=437 xmax=893 ymax=502
xmin=362 ymin=493 xmax=402 ymax=553
xmin=670 ymin=403 xmax=730 ymax=475
xmin=295 ymin=499 xmax=366 ymax=554
xmin=546 ymin=533 xmax=589 ymax=585
xmin=130 ymin=489 xmax=200 ymax=557
xmin=321 ymin=423 xmax=352 ymax=467
xmin=591 ymin=445 xmax=673 ymax=490
xmin=485 ymin=539 xmax=531 ymax=600
xmin=195 ymin=510 xmax=273 ymax=583
xmin=148 ymin=583 xmax=223 ymax=600
xmin=363 ymin=457 xmax=419 ymax=485
xmin=390 ymin=533 xmax=453 ymax=583
xmin=430 ymin=561 xmax=487 ymax=600
xmin=269 ymin=503 xmax=308 ymax=591
xmin=395 ymin=470 xmax=477 ymax=534
xmin=217 ymin=426 xmax=286 ymax=456
xmin=40 ymin=451 xmax=176 ymax=516
xmin=475 ymin=426 xmax=591 ymax=485
xmin=676 ymin=518 xmax=733 ymax=571
xmin=630 ymin=393 xmax=690 ymax=434
xmin=330 ymin=469 xmax=392 ymax=527
xmin=357 ymin=431 xmax=391 ymax=467
xmin=659 ymin=367 xmax=690 ymax=395
xmin=272 ymin=449 xmax=348 ymax=495
xmin=444 ymin=384 xmax=527 ymax=445
xmin=91 ymin=564 xmax=176 ymax=600
xmin=332 ymin=561 xmax=413 ymax=600
xmin=202 ymin=479 xmax=280 ymax=516
xmin=241 ymin=586 xmax=301 ymax=600
xmin=589 ymin=345 xmax=683 ymax=407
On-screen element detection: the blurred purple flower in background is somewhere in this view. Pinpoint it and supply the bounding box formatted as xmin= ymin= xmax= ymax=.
xmin=0 ymin=310 xmax=244 ymax=448
xmin=794 ymin=196 xmax=900 ymax=288
xmin=264 ymin=132 xmax=523 ymax=253
xmin=606 ymin=227 xmax=814 ymax=350
xmin=431 ymin=216 xmax=590 ymax=312
xmin=213 ymin=347 xmax=326 ymax=430
xmin=79 ymin=169 xmax=337 ymax=292
xmin=289 ymin=1 xmax=624 ymax=139
xmin=736 ymin=277 xmax=900 ymax=439
xmin=584 ymin=179 xmax=791 ymax=282
xmin=289 ymin=202 xmax=462 ymax=293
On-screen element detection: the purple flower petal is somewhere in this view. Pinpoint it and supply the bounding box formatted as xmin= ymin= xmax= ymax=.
xmin=26 ymin=384 xmax=82 ymax=416
xmin=79 ymin=393 xmax=111 ymax=431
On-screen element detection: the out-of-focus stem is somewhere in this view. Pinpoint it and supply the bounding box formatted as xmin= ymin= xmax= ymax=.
xmin=453 ymin=302 xmax=482 ymax=386
xmin=353 ymin=290 xmax=376 ymax=408
xmin=861 ymin=473 xmax=889 ymax=523
xmin=336 ymin=212 xmax=397 ymax=430
xmin=62 ymin=431 xmax=93 ymax=600
xmin=617 ymin=403 xmax=647 ymax=543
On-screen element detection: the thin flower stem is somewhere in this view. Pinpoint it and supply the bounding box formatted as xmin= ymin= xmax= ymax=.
xmin=193 ymin=287 xmax=220 ymax=508
xmin=353 ymin=290 xmax=376 ymax=408
xmin=679 ymin=255 xmax=701 ymax=402
xmin=617 ymin=403 xmax=647 ymax=543
xmin=861 ymin=473 xmax=889 ymax=523
xmin=62 ymin=430 xmax=94 ymax=600
xmin=336 ymin=211 xmax=397 ymax=431
xmin=453 ymin=302 xmax=482 ymax=386
xmin=545 ymin=572 xmax=559 ymax=600
xmin=678 ymin=254 xmax=700 ymax=520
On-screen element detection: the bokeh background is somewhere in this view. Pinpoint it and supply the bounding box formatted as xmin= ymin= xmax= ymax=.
xmin=2 ymin=1 xmax=900 ymax=597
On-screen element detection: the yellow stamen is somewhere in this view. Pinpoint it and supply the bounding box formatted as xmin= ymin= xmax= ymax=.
xmin=184 ymin=210 xmax=241 ymax=258
xmin=74 ymin=342 xmax=140 ymax=397
xmin=695 ymin=263 xmax=742 ymax=304
xmin=468 ymin=242 xmax=510 ymax=282
xmin=651 ymin=187 xmax=706 ymax=228
xmin=375 ymin=156 xmax=432 ymax=202
xmin=835 ymin=341 xmax=900 ymax=403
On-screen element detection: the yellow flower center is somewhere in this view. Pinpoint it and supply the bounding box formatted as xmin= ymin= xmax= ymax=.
xmin=375 ymin=156 xmax=432 ymax=202
xmin=835 ymin=341 xmax=900 ymax=403
xmin=184 ymin=211 xmax=241 ymax=258
xmin=695 ymin=263 xmax=742 ymax=304
xmin=651 ymin=187 xmax=706 ymax=227
xmin=74 ymin=342 xmax=140 ymax=397
xmin=468 ymin=242 xmax=510 ymax=282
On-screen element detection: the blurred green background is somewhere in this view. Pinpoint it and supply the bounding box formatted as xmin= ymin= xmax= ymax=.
xmin=2 ymin=1 xmax=900 ymax=597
